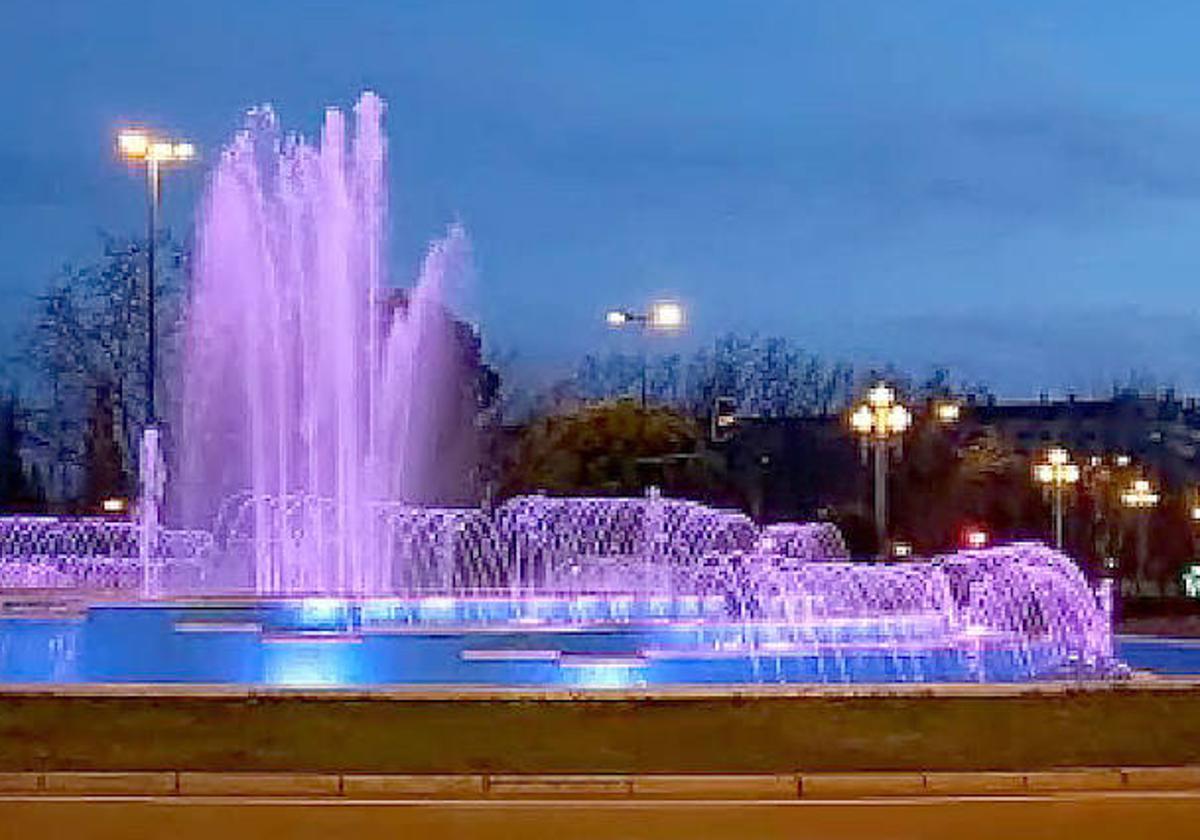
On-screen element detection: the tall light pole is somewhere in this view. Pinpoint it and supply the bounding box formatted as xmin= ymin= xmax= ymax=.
xmin=1121 ymin=477 xmax=1159 ymax=594
xmin=850 ymin=383 xmax=912 ymax=558
xmin=1034 ymin=447 xmax=1079 ymax=549
xmin=117 ymin=130 xmax=195 ymax=426
xmin=605 ymin=301 xmax=685 ymax=408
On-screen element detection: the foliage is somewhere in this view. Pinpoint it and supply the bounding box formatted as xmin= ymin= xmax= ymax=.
xmin=500 ymin=400 xmax=718 ymax=499
xmin=0 ymin=394 xmax=41 ymax=511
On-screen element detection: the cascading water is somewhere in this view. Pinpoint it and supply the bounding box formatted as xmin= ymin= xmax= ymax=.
xmin=177 ymin=92 xmax=468 ymax=595
xmin=0 ymin=91 xmax=1120 ymax=685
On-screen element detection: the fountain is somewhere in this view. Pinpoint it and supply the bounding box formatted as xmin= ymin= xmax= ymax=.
xmin=0 ymin=93 xmax=1117 ymax=685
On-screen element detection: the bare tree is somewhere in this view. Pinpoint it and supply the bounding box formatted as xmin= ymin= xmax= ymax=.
xmin=19 ymin=233 xmax=187 ymax=503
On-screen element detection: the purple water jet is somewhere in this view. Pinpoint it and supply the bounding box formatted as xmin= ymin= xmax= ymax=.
xmin=178 ymin=92 xmax=469 ymax=595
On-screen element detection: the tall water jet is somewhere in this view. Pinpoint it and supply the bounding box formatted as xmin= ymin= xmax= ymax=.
xmin=178 ymin=93 xmax=470 ymax=595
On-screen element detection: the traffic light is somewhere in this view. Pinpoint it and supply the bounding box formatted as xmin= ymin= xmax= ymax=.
xmin=712 ymin=396 xmax=737 ymax=442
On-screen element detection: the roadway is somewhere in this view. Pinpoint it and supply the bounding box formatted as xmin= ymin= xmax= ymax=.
xmin=2 ymin=791 xmax=1198 ymax=839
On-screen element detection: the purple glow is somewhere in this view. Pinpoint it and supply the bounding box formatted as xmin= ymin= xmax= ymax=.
xmin=177 ymin=92 xmax=468 ymax=594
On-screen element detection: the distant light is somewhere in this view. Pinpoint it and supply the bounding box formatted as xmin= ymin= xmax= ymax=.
xmin=935 ymin=402 xmax=960 ymax=423
xmin=850 ymin=405 xmax=874 ymax=435
xmin=1121 ymin=478 xmax=1159 ymax=508
xmin=117 ymin=130 xmax=149 ymax=159
xmin=605 ymin=310 xmax=629 ymax=327
xmin=1089 ymin=456 xmax=1102 ymax=467
xmin=648 ymin=301 xmax=684 ymax=330
xmin=891 ymin=541 xmax=913 ymax=559
xmin=101 ymin=497 xmax=127 ymax=514
xmin=1116 ymin=454 xmax=1131 ymax=467
xmin=1184 ymin=564 xmax=1200 ymax=599
xmin=172 ymin=142 xmax=196 ymax=161
xmin=964 ymin=528 xmax=988 ymax=549
xmin=1034 ymin=448 xmax=1079 ymax=487
xmin=868 ymin=384 xmax=894 ymax=408
xmin=1191 ymin=506 xmax=1200 ymax=522
xmin=150 ymin=141 xmax=175 ymax=161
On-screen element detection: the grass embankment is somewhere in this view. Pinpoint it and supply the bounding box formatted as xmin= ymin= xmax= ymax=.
xmin=2 ymin=686 xmax=1200 ymax=773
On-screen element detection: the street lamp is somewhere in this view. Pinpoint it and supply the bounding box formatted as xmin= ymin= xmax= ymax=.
xmin=1121 ymin=477 xmax=1159 ymax=593
xmin=934 ymin=401 xmax=961 ymax=424
xmin=849 ymin=383 xmax=912 ymax=557
xmin=1033 ymin=447 xmax=1079 ymax=549
xmin=604 ymin=300 xmax=685 ymax=407
xmin=117 ymin=128 xmax=196 ymax=426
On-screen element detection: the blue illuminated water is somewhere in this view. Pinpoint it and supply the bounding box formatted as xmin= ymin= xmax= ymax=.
xmin=0 ymin=599 xmax=1105 ymax=687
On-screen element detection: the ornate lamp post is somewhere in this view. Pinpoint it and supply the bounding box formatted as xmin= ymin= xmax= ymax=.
xmin=605 ymin=301 xmax=685 ymax=408
xmin=850 ymin=383 xmax=912 ymax=557
xmin=1121 ymin=477 xmax=1159 ymax=594
xmin=1034 ymin=447 xmax=1079 ymax=549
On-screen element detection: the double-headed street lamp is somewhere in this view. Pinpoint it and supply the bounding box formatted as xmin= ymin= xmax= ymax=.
xmin=850 ymin=384 xmax=912 ymax=558
xmin=605 ymin=301 xmax=685 ymax=407
xmin=1033 ymin=447 xmax=1079 ymax=550
xmin=117 ymin=129 xmax=196 ymax=426
xmin=1121 ymin=477 xmax=1159 ymax=593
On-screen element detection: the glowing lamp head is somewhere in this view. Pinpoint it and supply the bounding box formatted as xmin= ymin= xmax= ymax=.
xmin=887 ymin=404 xmax=912 ymax=434
xmin=149 ymin=141 xmax=175 ymax=161
xmin=891 ymin=541 xmax=913 ymax=559
xmin=648 ymin=301 xmax=684 ymax=330
xmin=118 ymin=131 xmax=149 ymax=160
xmin=1121 ymin=478 xmax=1159 ymax=508
xmin=867 ymin=384 xmax=894 ymax=408
xmin=172 ymin=142 xmax=196 ymax=161
xmin=605 ymin=310 xmax=629 ymax=327
xmin=1191 ymin=506 xmax=1200 ymax=522
xmin=935 ymin=402 xmax=960 ymax=423
xmin=850 ymin=405 xmax=873 ymax=435
xmin=1048 ymin=447 xmax=1069 ymax=466
xmin=101 ymin=497 xmax=127 ymax=514
xmin=1116 ymin=454 xmax=1131 ymax=467
xmin=964 ymin=528 xmax=988 ymax=549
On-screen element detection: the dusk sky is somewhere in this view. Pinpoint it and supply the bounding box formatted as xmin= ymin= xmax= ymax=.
xmin=4 ymin=2 xmax=1200 ymax=396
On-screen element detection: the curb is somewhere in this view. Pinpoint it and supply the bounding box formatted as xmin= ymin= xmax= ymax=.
xmin=1 ymin=768 xmax=1198 ymax=799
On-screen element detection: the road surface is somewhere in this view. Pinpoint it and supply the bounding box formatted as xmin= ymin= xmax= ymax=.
xmin=2 ymin=792 xmax=1198 ymax=839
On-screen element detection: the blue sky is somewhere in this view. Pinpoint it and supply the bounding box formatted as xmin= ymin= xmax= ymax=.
xmin=3 ymin=1 xmax=1200 ymax=396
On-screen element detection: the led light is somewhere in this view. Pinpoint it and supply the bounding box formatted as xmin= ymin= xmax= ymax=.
xmin=935 ymin=402 xmax=960 ymax=423
xmin=891 ymin=541 xmax=913 ymax=559
xmin=868 ymin=384 xmax=894 ymax=408
xmin=100 ymin=497 xmax=127 ymax=514
xmin=648 ymin=301 xmax=684 ymax=330
xmin=605 ymin=310 xmax=629 ymax=327
xmin=118 ymin=131 xmax=149 ymax=159
xmin=150 ymin=141 xmax=175 ymax=161
xmin=965 ymin=528 xmax=988 ymax=549
xmin=850 ymin=405 xmax=873 ymax=434
xmin=172 ymin=142 xmax=196 ymax=161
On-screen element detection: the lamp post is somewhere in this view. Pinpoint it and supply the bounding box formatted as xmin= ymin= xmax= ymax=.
xmin=605 ymin=301 xmax=684 ymax=408
xmin=1034 ymin=447 xmax=1079 ymax=549
xmin=850 ymin=383 xmax=912 ymax=557
xmin=1121 ymin=477 xmax=1159 ymax=594
xmin=117 ymin=130 xmax=195 ymax=426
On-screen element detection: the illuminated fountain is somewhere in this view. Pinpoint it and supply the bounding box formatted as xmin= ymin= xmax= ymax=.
xmin=0 ymin=93 xmax=1116 ymax=685
xmin=178 ymin=92 xmax=468 ymax=595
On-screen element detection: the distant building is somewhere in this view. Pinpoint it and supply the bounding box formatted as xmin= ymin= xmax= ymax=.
xmin=959 ymin=390 xmax=1200 ymax=490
